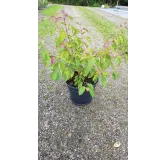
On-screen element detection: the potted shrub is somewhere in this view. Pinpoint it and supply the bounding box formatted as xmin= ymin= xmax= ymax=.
xmin=41 ymin=10 xmax=128 ymax=106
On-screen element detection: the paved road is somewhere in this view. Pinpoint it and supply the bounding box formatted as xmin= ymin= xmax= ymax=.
xmin=101 ymin=8 xmax=128 ymax=19
xmin=88 ymin=7 xmax=128 ymax=27
xmin=114 ymin=5 xmax=128 ymax=11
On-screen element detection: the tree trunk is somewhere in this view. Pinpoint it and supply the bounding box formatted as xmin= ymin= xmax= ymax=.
xmin=109 ymin=0 xmax=112 ymax=7
xmin=86 ymin=0 xmax=89 ymax=6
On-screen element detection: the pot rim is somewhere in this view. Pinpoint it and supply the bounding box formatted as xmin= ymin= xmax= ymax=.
xmin=66 ymin=79 xmax=98 ymax=90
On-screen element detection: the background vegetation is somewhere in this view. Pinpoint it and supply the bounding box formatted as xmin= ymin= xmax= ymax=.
xmin=48 ymin=0 xmax=128 ymax=7
xmin=38 ymin=0 xmax=48 ymax=9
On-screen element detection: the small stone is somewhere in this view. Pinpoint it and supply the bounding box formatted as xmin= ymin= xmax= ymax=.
xmin=68 ymin=133 xmax=72 ymax=137
xmin=114 ymin=141 xmax=121 ymax=148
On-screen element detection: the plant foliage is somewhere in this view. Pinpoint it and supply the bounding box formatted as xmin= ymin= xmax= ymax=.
xmin=41 ymin=10 xmax=128 ymax=97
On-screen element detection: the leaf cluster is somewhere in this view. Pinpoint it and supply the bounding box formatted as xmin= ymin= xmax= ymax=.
xmin=41 ymin=10 xmax=128 ymax=97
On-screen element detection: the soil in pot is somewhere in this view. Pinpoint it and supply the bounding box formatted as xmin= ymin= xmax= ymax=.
xmin=66 ymin=72 xmax=98 ymax=106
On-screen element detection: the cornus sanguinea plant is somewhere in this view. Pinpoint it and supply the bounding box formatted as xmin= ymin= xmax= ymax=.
xmin=42 ymin=10 xmax=128 ymax=97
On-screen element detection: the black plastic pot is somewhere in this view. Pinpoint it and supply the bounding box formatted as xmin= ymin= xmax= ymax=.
xmin=66 ymin=81 xmax=98 ymax=106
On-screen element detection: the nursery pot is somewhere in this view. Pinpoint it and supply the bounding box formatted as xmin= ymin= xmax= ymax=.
xmin=66 ymin=81 xmax=98 ymax=106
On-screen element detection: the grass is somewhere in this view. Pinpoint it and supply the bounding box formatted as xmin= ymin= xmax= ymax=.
xmin=39 ymin=5 xmax=64 ymax=38
xmin=38 ymin=19 xmax=55 ymax=57
xmin=41 ymin=5 xmax=63 ymax=17
xmin=38 ymin=19 xmax=56 ymax=37
xmin=39 ymin=5 xmax=63 ymax=53
xmin=79 ymin=7 xmax=118 ymax=40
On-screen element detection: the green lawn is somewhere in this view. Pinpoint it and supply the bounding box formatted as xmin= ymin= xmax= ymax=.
xmin=39 ymin=5 xmax=64 ymax=37
xmin=41 ymin=5 xmax=63 ymax=17
xmin=39 ymin=5 xmax=64 ymax=51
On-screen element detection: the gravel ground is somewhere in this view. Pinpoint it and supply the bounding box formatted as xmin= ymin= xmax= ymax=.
xmin=38 ymin=5 xmax=128 ymax=160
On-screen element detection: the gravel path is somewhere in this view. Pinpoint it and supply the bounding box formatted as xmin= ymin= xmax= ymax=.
xmin=39 ymin=5 xmax=128 ymax=160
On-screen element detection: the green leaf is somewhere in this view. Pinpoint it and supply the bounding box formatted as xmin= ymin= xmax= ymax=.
xmin=70 ymin=71 xmax=74 ymax=78
xmin=47 ymin=65 xmax=53 ymax=70
xmin=59 ymin=62 xmax=65 ymax=72
xmin=78 ymin=82 xmax=83 ymax=88
xmin=68 ymin=16 xmax=73 ymax=20
xmin=96 ymin=59 xmax=100 ymax=66
xmin=85 ymin=36 xmax=91 ymax=44
xmin=71 ymin=42 xmax=77 ymax=48
xmin=62 ymin=51 xmax=69 ymax=59
xmin=42 ymin=50 xmax=49 ymax=60
xmin=45 ymin=54 xmax=50 ymax=61
xmin=89 ymin=88 xmax=95 ymax=98
xmin=112 ymin=43 xmax=117 ymax=50
xmin=63 ymin=69 xmax=74 ymax=81
xmin=53 ymin=63 xmax=59 ymax=72
xmin=115 ymin=56 xmax=121 ymax=66
xmin=59 ymin=47 xmax=65 ymax=52
xmin=50 ymin=63 xmax=60 ymax=81
xmin=79 ymin=86 xmax=86 ymax=95
xmin=73 ymin=28 xmax=80 ymax=35
xmin=69 ymin=63 xmax=75 ymax=68
xmin=101 ymin=76 xmax=107 ymax=87
xmin=50 ymin=71 xmax=60 ymax=81
xmin=41 ymin=51 xmax=45 ymax=59
xmin=93 ymin=75 xmax=98 ymax=83
xmin=41 ymin=50 xmax=51 ymax=67
xmin=69 ymin=25 xmax=79 ymax=35
xmin=88 ymin=70 xmax=95 ymax=78
xmin=103 ymin=72 xmax=109 ymax=76
xmin=75 ymin=59 xmax=81 ymax=66
xmin=105 ymin=55 xmax=111 ymax=68
xmin=85 ymin=57 xmax=96 ymax=74
xmin=59 ymin=30 xmax=67 ymax=42
xmin=87 ymin=83 xmax=94 ymax=90
xmin=46 ymin=60 xmax=51 ymax=67
xmin=112 ymin=72 xmax=119 ymax=80
xmin=89 ymin=57 xmax=96 ymax=66
xmin=55 ymin=37 xmax=61 ymax=47
xmin=63 ymin=74 xmax=68 ymax=81
xmin=66 ymin=43 xmax=71 ymax=48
